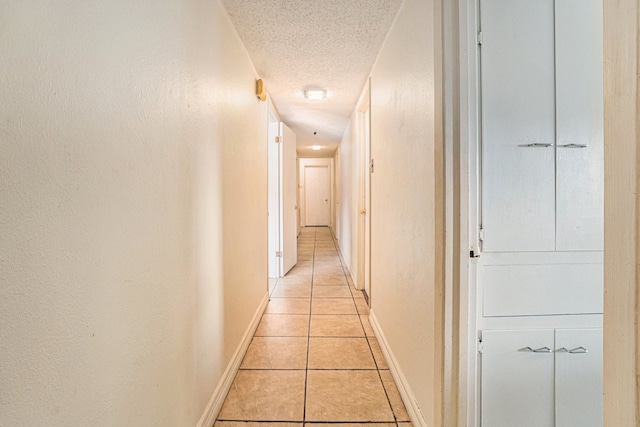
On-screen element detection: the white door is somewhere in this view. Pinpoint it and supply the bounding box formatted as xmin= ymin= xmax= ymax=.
xmin=280 ymin=123 xmax=298 ymax=275
xmin=555 ymin=329 xmax=603 ymax=426
xmin=480 ymin=0 xmax=556 ymax=252
xmin=267 ymin=113 xmax=281 ymax=278
xmin=481 ymin=329 xmax=555 ymax=427
xmin=554 ymin=0 xmax=604 ymax=251
xmin=363 ymin=105 xmax=371 ymax=300
xmin=304 ymin=165 xmax=330 ymax=226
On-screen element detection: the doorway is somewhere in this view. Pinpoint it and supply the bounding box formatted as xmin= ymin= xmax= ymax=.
xmin=299 ymin=158 xmax=334 ymax=230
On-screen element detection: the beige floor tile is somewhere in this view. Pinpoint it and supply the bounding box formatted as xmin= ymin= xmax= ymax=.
xmin=305 ymin=370 xmax=395 ymax=421
xmin=311 ymin=298 xmax=357 ymax=315
xmin=313 ymin=275 xmax=348 ymax=286
xmin=218 ymin=370 xmax=305 ymax=421
xmin=314 ymin=249 xmax=338 ymax=256
xmin=287 ymin=264 xmax=313 ymax=276
xmin=308 ymin=337 xmax=376 ymax=369
xmin=304 ymin=424 xmax=394 ymax=427
xmin=255 ymin=314 xmax=310 ymax=337
xmin=398 ymin=422 xmax=413 ymax=427
xmin=313 ymin=286 xmax=352 ymax=298
xmin=380 ymin=370 xmax=411 ymax=421
xmin=265 ymin=298 xmax=311 ymax=314
xmin=272 ymin=284 xmax=312 ymax=298
xmin=310 ymin=315 xmax=364 ymax=337
xmin=360 ymin=315 xmax=374 ymax=336
xmin=368 ymin=337 xmax=388 ymax=369
xmin=313 ymin=265 xmax=344 ymax=276
xmin=217 ymin=423 xmax=301 ymax=427
xmin=241 ymin=337 xmax=308 ymax=369
xmin=279 ymin=275 xmax=312 ymax=286
xmin=298 ymin=252 xmax=314 ymax=261
xmin=354 ymin=298 xmax=370 ymax=315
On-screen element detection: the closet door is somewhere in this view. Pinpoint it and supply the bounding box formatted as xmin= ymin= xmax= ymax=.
xmin=555 ymin=0 xmax=604 ymax=251
xmin=555 ymin=329 xmax=603 ymax=426
xmin=481 ymin=330 xmax=555 ymax=427
xmin=480 ymin=0 xmax=556 ymax=252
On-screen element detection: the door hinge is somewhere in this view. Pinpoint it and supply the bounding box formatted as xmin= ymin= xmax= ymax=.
xmin=477 ymin=31 xmax=483 ymax=45
xmin=478 ymin=341 xmax=484 ymax=354
xmin=275 ymin=251 xmax=282 ymax=257
xmin=479 ymin=227 xmax=485 ymax=242
xmin=275 ymin=136 xmax=280 ymax=143
xmin=370 ymin=158 xmax=374 ymax=174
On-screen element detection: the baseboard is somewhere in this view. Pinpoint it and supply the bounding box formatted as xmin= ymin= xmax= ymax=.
xmin=197 ymin=291 xmax=269 ymax=427
xmin=369 ymin=310 xmax=429 ymax=427
xmin=331 ymin=230 xmax=358 ymax=290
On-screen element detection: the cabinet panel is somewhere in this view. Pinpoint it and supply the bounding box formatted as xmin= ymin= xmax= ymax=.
xmin=480 ymin=0 xmax=556 ymax=252
xmin=555 ymin=0 xmax=604 ymax=251
xmin=482 ymin=263 xmax=603 ymax=317
xmin=555 ymin=329 xmax=603 ymax=426
xmin=481 ymin=330 xmax=555 ymax=427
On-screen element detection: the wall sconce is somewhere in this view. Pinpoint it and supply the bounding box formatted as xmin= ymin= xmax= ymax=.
xmin=256 ymin=79 xmax=267 ymax=102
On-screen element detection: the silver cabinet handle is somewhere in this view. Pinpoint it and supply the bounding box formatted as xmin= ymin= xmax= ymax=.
xmin=569 ymin=346 xmax=588 ymax=354
xmin=518 ymin=143 xmax=554 ymax=148
xmin=556 ymin=347 xmax=569 ymax=353
xmin=558 ymin=143 xmax=588 ymax=148
xmin=519 ymin=346 xmax=552 ymax=353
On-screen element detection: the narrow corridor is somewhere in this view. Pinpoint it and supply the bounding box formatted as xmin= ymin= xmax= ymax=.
xmin=215 ymin=227 xmax=412 ymax=425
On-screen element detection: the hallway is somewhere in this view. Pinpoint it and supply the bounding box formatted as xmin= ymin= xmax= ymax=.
xmin=215 ymin=227 xmax=411 ymax=425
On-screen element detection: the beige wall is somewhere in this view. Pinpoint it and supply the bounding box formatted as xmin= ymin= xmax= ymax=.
xmin=0 ymin=1 xmax=268 ymax=425
xmin=603 ymin=0 xmax=640 ymax=425
xmin=368 ymin=0 xmax=443 ymax=425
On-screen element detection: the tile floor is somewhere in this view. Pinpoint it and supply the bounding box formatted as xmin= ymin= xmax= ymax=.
xmin=215 ymin=227 xmax=412 ymax=427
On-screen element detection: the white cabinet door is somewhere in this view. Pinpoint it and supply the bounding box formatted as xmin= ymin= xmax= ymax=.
xmin=480 ymin=0 xmax=556 ymax=252
xmin=555 ymin=329 xmax=603 ymax=426
xmin=555 ymin=0 xmax=604 ymax=251
xmin=481 ymin=330 xmax=555 ymax=427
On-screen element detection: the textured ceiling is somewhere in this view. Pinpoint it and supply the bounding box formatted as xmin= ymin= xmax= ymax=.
xmin=221 ymin=0 xmax=403 ymax=157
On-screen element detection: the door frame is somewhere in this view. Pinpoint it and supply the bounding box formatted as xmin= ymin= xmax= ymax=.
xmin=298 ymin=158 xmax=334 ymax=230
xmin=356 ymin=81 xmax=372 ymax=300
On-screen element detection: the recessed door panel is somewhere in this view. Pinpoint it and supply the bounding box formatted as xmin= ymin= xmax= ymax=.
xmin=555 ymin=0 xmax=604 ymax=251
xmin=480 ymin=0 xmax=556 ymax=252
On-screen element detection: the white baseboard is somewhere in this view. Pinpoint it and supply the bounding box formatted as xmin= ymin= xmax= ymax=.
xmin=197 ymin=291 xmax=269 ymax=427
xmin=369 ymin=310 xmax=429 ymax=427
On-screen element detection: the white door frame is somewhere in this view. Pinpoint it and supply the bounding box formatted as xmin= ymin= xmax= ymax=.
xmin=298 ymin=158 xmax=334 ymax=230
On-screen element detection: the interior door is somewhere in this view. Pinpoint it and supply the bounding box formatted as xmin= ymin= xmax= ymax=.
xmin=281 ymin=123 xmax=298 ymax=275
xmin=481 ymin=329 xmax=555 ymax=427
xmin=554 ymin=0 xmax=604 ymax=251
xmin=304 ymin=165 xmax=330 ymax=226
xmin=480 ymin=0 xmax=556 ymax=252
xmin=555 ymin=329 xmax=603 ymax=426
xmin=267 ymin=113 xmax=281 ymax=279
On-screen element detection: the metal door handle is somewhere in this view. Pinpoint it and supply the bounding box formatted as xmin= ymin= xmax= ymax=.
xmin=569 ymin=346 xmax=588 ymax=354
xmin=558 ymin=143 xmax=588 ymax=148
xmin=518 ymin=143 xmax=553 ymax=148
xmin=360 ymin=209 xmax=367 ymax=215
xmin=519 ymin=346 xmax=552 ymax=353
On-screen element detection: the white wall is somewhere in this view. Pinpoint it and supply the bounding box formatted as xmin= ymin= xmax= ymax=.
xmin=368 ymin=0 xmax=443 ymax=425
xmin=0 ymin=1 xmax=268 ymax=425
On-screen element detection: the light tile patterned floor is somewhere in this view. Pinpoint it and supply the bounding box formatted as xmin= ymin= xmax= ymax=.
xmin=215 ymin=227 xmax=412 ymax=427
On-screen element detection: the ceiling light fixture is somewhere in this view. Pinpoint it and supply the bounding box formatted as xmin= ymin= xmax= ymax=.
xmin=305 ymin=89 xmax=326 ymax=100
xmin=311 ymin=145 xmax=323 ymax=150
